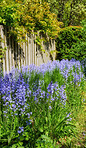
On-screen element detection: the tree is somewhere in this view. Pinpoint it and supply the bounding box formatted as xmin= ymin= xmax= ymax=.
xmin=43 ymin=0 xmax=86 ymax=27
xmin=0 ymin=0 xmax=63 ymax=40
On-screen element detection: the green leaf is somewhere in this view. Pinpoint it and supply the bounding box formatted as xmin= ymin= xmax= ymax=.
xmin=39 ymin=127 xmax=43 ymax=133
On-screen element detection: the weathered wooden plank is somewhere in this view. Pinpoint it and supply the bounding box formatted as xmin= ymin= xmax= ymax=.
xmin=29 ymin=35 xmax=31 ymax=65
xmin=34 ymin=34 xmax=36 ymax=65
xmin=1 ymin=25 xmax=5 ymax=75
xmin=5 ymin=27 xmax=9 ymax=73
xmin=0 ymin=26 xmax=2 ymax=48
xmin=32 ymin=33 xmax=34 ymax=64
xmin=0 ymin=26 xmax=2 ymax=74
xmin=27 ymin=34 xmax=29 ymax=66
xmin=17 ymin=42 xmax=20 ymax=69
xmin=14 ymin=41 xmax=17 ymax=68
xmin=8 ymin=27 xmax=12 ymax=72
xmin=21 ymin=42 xmax=23 ymax=66
xmin=23 ymin=40 xmax=25 ymax=66
xmin=12 ymin=36 xmax=15 ymax=69
xmin=26 ymin=34 xmax=28 ymax=66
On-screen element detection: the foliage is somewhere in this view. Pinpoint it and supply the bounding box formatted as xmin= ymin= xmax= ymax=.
xmin=56 ymin=20 xmax=86 ymax=61
xmin=0 ymin=59 xmax=85 ymax=147
xmin=0 ymin=47 xmax=7 ymax=59
xmin=44 ymin=0 xmax=86 ymax=27
xmin=67 ymin=42 xmax=86 ymax=61
xmin=0 ymin=36 xmax=7 ymax=72
xmin=81 ymin=58 xmax=86 ymax=77
xmin=36 ymin=135 xmax=59 ymax=148
xmin=0 ymin=0 xmax=62 ymax=41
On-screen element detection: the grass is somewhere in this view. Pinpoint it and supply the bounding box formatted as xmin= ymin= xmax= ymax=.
xmin=70 ymin=84 xmax=86 ymax=148
xmin=57 ymin=82 xmax=86 ymax=148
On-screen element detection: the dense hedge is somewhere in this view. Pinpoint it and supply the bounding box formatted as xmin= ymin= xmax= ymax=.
xmin=56 ymin=20 xmax=86 ymax=61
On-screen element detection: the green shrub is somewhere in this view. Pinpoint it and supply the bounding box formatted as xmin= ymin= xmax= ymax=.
xmin=56 ymin=20 xmax=86 ymax=61
xmin=56 ymin=41 xmax=86 ymax=61
xmin=69 ymin=42 xmax=86 ymax=61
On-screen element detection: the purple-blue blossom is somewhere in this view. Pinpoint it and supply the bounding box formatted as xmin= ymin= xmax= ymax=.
xmin=18 ymin=126 xmax=24 ymax=134
xmin=59 ymin=85 xmax=67 ymax=105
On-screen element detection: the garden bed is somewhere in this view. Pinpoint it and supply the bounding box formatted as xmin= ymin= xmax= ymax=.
xmin=0 ymin=59 xmax=86 ymax=148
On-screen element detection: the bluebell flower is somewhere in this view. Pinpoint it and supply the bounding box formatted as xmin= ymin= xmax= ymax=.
xmin=67 ymin=118 xmax=72 ymax=121
xmin=59 ymin=85 xmax=67 ymax=105
xmin=66 ymin=113 xmax=71 ymax=118
xmin=26 ymin=120 xmax=31 ymax=125
xmin=40 ymin=91 xmax=45 ymax=98
xmin=49 ymin=106 xmax=52 ymax=110
xmin=46 ymin=93 xmax=50 ymax=99
xmin=50 ymin=97 xmax=55 ymax=101
xmin=26 ymin=113 xmax=30 ymax=118
xmin=18 ymin=126 xmax=24 ymax=134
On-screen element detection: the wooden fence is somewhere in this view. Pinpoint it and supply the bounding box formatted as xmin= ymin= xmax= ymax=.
xmin=0 ymin=25 xmax=56 ymax=75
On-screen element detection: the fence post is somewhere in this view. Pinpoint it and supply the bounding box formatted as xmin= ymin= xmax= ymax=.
xmin=34 ymin=33 xmax=36 ymax=65
xmin=0 ymin=26 xmax=2 ymax=75
xmin=5 ymin=26 xmax=9 ymax=73
xmin=0 ymin=25 xmax=5 ymax=75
